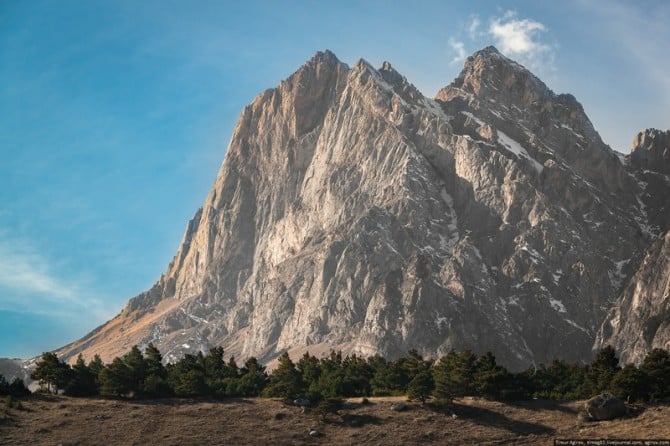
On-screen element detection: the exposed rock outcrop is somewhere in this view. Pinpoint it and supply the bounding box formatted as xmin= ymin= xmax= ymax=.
xmin=630 ymin=128 xmax=670 ymax=175
xmin=595 ymin=231 xmax=670 ymax=364
xmin=580 ymin=393 xmax=627 ymax=421
xmin=56 ymin=48 xmax=665 ymax=370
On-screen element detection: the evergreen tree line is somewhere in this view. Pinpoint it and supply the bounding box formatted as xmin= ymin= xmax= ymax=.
xmin=20 ymin=345 xmax=670 ymax=404
xmin=0 ymin=374 xmax=30 ymax=397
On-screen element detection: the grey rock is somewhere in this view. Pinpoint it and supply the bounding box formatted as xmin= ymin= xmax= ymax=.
xmin=391 ymin=402 xmax=407 ymax=411
xmin=630 ymin=128 xmax=670 ymax=175
xmin=56 ymin=47 xmax=666 ymax=371
xmin=595 ymin=231 xmax=670 ymax=364
xmin=581 ymin=393 xmax=627 ymax=421
xmin=293 ymin=398 xmax=311 ymax=407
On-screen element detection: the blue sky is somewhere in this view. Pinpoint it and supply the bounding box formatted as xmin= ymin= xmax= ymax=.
xmin=1 ymin=0 xmax=668 ymax=359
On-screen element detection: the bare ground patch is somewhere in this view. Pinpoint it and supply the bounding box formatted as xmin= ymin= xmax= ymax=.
xmin=1 ymin=395 xmax=668 ymax=445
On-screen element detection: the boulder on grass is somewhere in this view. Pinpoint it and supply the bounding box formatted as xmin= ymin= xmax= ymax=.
xmin=581 ymin=393 xmax=627 ymax=421
xmin=391 ymin=402 xmax=407 ymax=412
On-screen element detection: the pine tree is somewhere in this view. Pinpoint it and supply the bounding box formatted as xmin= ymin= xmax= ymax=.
xmin=99 ymin=357 xmax=133 ymax=397
xmin=315 ymin=397 xmax=344 ymax=421
xmin=473 ymin=351 xmax=507 ymax=400
xmin=530 ymin=359 xmax=587 ymax=400
xmin=369 ymin=356 xmax=405 ymax=396
xmin=400 ymin=349 xmax=429 ymax=383
xmin=167 ymin=354 xmax=207 ymax=397
xmin=203 ymin=347 xmax=226 ymax=380
xmin=200 ymin=347 xmax=226 ymax=397
xmin=143 ymin=343 xmax=170 ymax=398
xmin=0 ymin=375 xmax=8 ymax=395
xmin=65 ymin=354 xmax=98 ymax=396
xmin=220 ymin=356 xmax=241 ymax=397
xmin=31 ymin=352 xmax=70 ymax=394
xmin=640 ymin=348 xmax=670 ymax=402
xmin=123 ymin=345 xmax=147 ymax=396
xmin=144 ymin=343 xmax=167 ymax=378
xmin=407 ymin=369 xmax=434 ymax=403
xmin=263 ymin=352 xmax=302 ymax=399
xmin=433 ymin=350 xmax=476 ymax=401
xmin=88 ymin=354 xmax=105 ymax=393
xmin=296 ymin=352 xmax=321 ymax=388
xmin=0 ymin=375 xmax=30 ymax=397
xmin=341 ymin=354 xmax=373 ymax=397
xmin=237 ymin=357 xmax=268 ymax=396
xmin=611 ymin=364 xmax=648 ymax=402
xmin=8 ymin=377 xmax=30 ymax=397
xmin=227 ymin=356 xmax=239 ymax=378
xmin=582 ymin=346 xmax=620 ymax=396
xmin=88 ymin=355 xmax=105 ymax=376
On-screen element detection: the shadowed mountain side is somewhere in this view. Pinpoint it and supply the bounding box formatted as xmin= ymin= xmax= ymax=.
xmin=56 ymin=47 xmax=667 ymax=371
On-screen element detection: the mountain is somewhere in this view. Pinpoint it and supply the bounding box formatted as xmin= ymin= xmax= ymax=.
xmin=58 ymin=47 xmax=667 ymax=370
xmin=595 ymin=129 xmax=670 ymax=364
xmin=0 ymin=358 xmax=31 ymax=383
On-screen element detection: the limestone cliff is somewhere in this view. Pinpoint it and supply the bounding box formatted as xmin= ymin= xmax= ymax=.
xmin=595 ymin=129 xmax=670 ymax=363
xmin=58 ymin=48 xmax=665 ymax=370
xmin=595 ymin=231 xmax=670 ymax=364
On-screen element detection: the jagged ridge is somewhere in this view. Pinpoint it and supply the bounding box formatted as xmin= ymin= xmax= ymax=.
xmin=57 ymin=47 xmax=668 ymax=370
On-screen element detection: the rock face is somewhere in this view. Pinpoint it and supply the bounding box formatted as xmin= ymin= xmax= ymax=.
xmin=595 ymin=231 xmax=670 ymax=364
xmin=581 ymin=393 xmax=627 ymax=421
xmin=627 ymin=129 xmax=670 ymax=235
xmin=594 ymin=129 xmax=670 ymax=365
xmin=58 ymin=47 xmax=666 ymax=370
xmin=0 ymin=358 xmax=30 ymax=383
xmin=630 ymin=128 xmax=670 ymax=175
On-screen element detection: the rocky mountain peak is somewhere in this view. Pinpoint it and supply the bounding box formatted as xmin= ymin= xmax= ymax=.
xmin=437 ymin=45 xmax=548 ymax=103
xmin=56 ymin=48 xmax=666 ymax=372
xmin=630 ymin=128 xmax=670 ymax=175
xmin=436 ymin=45 xmax=628 ymax=196
xmin=310 ymin=49 xmax=340 ymax=64
xmin=379 ymin=60 xmax=402 ymax=83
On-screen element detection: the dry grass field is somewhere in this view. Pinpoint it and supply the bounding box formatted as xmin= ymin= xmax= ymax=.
xmin=1 ymin=395 xmax=669 ymax=445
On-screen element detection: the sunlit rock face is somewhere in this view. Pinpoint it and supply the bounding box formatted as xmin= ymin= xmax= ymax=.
xmin=58 ymin=47 xmax=667 ymax=371
xmin=595 ymin=231 xmax=670 ymax=365
xmin=595 ymin=128 xmax=670 ymax=364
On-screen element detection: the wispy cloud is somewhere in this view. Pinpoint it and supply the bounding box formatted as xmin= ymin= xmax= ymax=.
xmin=447 ymin=10 xmax=555 ymax=78
xmin=0 ymin=235 xmax=114 ymax=320
xmin=0 ymin=240 xmax=77 ymax=302
xmin=577 ymin=0 xmax=670 ymax=105
xmin=488 ymin=11 xmax=555 ymax=74
xmin=489 ymin=12 xmax=548 ymax=57
xmin=468 ymin=16 xmax=481 ymax=39
xmin=448 ymin=38 xmax=467 ymax=64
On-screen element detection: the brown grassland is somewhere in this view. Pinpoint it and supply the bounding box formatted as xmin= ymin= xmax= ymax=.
xmin=1 ymin=395 xmax=669 ymax=445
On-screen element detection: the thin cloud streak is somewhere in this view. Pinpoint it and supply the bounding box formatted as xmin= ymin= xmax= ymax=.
xmin=582 ymin=0 xmax=670 ymax=104
xmin=448 ymin=38 xmax=467 ymax=64
xmin=0 ymin=239 xmax=77 ymax=302
xmin=487 ymin=11 xmax=555 ymax=76
xmin=0 ymin=236 xmax=116 ymax=320
xmin=489 ymin=12 xmax=548 ymax=55
xmin=468 ymin=16 xmax=481 ymax=39
xmin=446 ymin=10 xmax=555 ymax=82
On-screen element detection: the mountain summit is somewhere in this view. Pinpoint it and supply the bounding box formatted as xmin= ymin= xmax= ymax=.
xmin=59 ymin=48 xmax=669 ymax=370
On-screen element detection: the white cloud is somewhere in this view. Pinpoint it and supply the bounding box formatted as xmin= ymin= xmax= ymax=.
xmin=0 ymin=241 xmax=77 ymax=302
xmin=448 ymin=38 xmax=467 ymax=64
xmin=468 ymin=16 xmax=481 ymax=39
xmin=488 ymin=11 xmax=549 ymax=57
xmin=0 ymin=236 xmax=113 ymax=319
xmin=447 ymin=11 xmax=555 ymax=77
xmin=486 ymin=11 xmax=555 ymax=77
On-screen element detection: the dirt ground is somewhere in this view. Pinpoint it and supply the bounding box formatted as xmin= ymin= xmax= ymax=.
xmin=1 ymin=395 xmax=669 ymax=445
